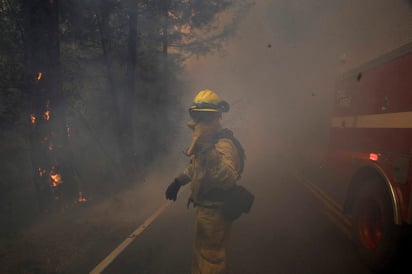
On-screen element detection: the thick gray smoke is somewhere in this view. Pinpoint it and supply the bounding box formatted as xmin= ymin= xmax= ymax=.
xmin=3 ymin=1 xmax=412 ymax=273
xmin=184 ymin=0 xmax=412 ymax=165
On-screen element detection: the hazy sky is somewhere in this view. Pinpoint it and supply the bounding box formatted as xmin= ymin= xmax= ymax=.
xmin=182 ymin=0 xmax=412 ymax=160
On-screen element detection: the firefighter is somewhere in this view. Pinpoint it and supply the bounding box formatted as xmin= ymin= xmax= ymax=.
xmin=165 ymin=89 xmax=244 ymax=274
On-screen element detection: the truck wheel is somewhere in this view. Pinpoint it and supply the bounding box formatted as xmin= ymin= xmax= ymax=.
xmin=351 ymin=178 xmax=401 ymax=272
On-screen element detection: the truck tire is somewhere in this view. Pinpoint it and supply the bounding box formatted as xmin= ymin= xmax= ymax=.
xmin=351 ymin=177 xmax=401 ymax=272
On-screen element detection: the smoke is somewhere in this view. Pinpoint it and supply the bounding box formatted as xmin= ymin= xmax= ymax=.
xmin=184 ymin=0 xmax=412 ymax=163
xmin=58 ymin=0 xmax=412 ymax=241
xmin=3 ymin=1 xmax=412 ymax=273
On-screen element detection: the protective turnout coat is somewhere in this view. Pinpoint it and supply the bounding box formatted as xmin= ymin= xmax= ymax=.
xmin=178 ymin=120 xmax=243 ymax=274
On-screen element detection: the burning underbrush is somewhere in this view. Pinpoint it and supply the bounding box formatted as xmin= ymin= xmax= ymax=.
xmin=0 ymin=172 xmax=174 ymax=274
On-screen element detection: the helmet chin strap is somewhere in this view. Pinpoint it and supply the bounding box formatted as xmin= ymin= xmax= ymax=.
xmin=184 ymin=119 xmax=222 ymax=156
xmin=184 ymin=134 xmax=200 ymax=156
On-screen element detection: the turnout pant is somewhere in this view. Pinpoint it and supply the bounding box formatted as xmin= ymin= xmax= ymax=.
xmin=192 ymin=206 xmax=232 ymax=274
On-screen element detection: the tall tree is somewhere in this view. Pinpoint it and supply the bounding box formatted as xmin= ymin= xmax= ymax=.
xmin=41 ymin=0 xmax=252 ymax=188
xmin=23 ymin=0 xmax=76 ymax=211
xmin=119 ymin=0 xmax=139 ymax=173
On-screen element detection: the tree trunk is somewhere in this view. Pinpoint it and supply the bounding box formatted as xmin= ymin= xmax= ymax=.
xmin=161 ymin=0 xmax=171 ymax=77
xmin=23 ymin=0 xmax=76 ymax=211
xmin=96 ymin=11 xmax=121 ymax=125
xmin=121 ymin=3 xmax=139 ymax=174
xmin=96 ymin=9 xmax=130 ymax=176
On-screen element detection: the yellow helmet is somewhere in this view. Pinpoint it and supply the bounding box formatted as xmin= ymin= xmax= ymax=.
xmin=189 ymin=89 xmax=229 ymax=112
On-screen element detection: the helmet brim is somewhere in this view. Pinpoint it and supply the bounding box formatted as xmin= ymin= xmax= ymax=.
xmin=189 ymin=108 xmax=219 ymax=112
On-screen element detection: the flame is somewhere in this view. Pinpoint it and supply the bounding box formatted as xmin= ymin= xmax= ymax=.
xmin=30 ymin=114 xmax=36 ymax=124
xmin=48 ymin=144 xmax=54 ymax=150
xmin=168 ymin=10 xmax=178 ymax=19
xmin=50 ymin=170 xmax=62 ymax=187
xmin=44 ymin=110 xmax=50 ymax=121
xmin=78 ymin=192 xmax=87 ymax=203
xmin=180 ymin=24 xmax=191 ymax=34
xmin=38 ymin=168 xmax=45 ymax=177
xmin=66 ymin=127 xmax=71 ymax=137
xmin=37 ymin=72 xmax=42 ymax=81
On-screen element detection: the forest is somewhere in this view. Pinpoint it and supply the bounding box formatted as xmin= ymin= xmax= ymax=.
xmin=0 ymin=0 xmax=251 ymax=243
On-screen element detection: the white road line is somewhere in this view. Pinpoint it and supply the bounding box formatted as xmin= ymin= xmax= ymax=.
xmin=89 ymin=201 xmax=172 ymax=274
xmin=302 ymin=180 xmax=351 ymax=227
xmin=290 ymin=170 xmax=352 ymax=238
xmin=320 ymin=207 xmax=352 ymax=239
xmin=303 ymin=182 xmax=351 ymax=231
xmin=304 ymin=179 xmax=344 ymax=212
xmin=89 ymin=185 xmax=189 ymax=274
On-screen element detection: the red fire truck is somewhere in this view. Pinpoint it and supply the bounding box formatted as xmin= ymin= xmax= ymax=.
xmin=327 ymin=42 xmax=412 ymax=271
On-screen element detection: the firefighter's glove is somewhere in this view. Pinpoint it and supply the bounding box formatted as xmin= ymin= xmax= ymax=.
xmin=165 ymin=179 xmax=182 ymax=201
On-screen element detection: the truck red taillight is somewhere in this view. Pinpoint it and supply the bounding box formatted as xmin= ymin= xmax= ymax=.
xmin=369 ymin=153 xmax=379 ymax=161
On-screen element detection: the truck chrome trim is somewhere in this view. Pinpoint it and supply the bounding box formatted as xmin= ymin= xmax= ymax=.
xmin=369 ymin=163 xmax=402 ymax=225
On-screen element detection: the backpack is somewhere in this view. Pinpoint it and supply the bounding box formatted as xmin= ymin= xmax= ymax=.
xmin=214 ymin=129 xmax=255 ymax=221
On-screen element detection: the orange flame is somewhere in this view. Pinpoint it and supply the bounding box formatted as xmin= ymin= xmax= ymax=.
xmin=78 ymin=192 xmax=87 ymax=203
xmin=37 ymin=72 xmax=42 ymax=81
xmin=30 ymin=114 xmax=36 ymax=124
xmin=50 ymin=171 xmax=62 ymax=187
xmin=38 ymin=168 xmax=45 ymax=177
xmin=180 ymin=24 xmax=191 ymax=34
xmin=44 ymin=110 xmax=50 ymax=121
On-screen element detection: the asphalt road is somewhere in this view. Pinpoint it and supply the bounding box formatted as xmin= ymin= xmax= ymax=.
xmin=91 ymin=157 xmax=373 ymax=274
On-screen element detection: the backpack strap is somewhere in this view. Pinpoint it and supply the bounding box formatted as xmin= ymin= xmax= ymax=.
xmin=214 ymin=128 xmax=245 ymax=176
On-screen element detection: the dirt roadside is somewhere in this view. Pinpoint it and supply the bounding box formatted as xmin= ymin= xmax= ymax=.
xmin=0 ymin=179 xmax=170 ymax=274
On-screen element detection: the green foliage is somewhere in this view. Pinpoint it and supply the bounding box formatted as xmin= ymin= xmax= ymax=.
xmin=0 ymin=0 xmax=24 ymax=128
